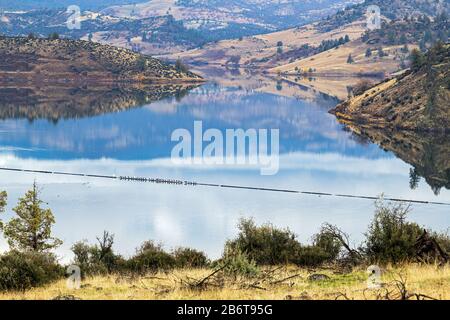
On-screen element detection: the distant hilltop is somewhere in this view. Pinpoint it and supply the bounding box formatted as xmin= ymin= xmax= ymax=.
xmin=331 ymin=43 xmax=450 ymax=131
xmin=0 ymin=37 xmax=204 ymax=84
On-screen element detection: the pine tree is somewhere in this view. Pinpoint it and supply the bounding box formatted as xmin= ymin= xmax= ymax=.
xmin=365 ymin=48 xmax=372 ymax=57
xmin=347 ymin=54 xmax=354 ymax=64
xmin=401 ymin=44 xmax=409 ymax=54
xmin=3 ymin=182 xmax=62 ymax=252
xmin=409 ymin=48 xmax=425 ymax=71
xmin=48 ymin=33 xmax=59 ymax=40
xmin=409 ymin=168 xmax=420 ymax=190
xmin=175 ymin=58 xmax=188 ymax=73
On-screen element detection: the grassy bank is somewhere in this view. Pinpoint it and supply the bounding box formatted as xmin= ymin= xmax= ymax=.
xmin=1 ymin=264 xmax=448 ymax=300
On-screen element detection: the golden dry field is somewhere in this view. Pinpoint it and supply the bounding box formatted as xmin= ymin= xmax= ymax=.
xmin=1 ymin=264 xmax=449 ymax=300
xmin=270 ymin=40 xmax=413 ymax=76
xmin=168 ymin=21 xmax=367 ymax=68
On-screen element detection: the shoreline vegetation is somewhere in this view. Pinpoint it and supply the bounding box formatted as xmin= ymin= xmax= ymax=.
xmin=0 ymin=184 xmax=449 ymax=300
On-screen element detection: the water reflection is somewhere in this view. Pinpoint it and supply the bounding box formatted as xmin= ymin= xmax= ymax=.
xmin=0 ymin=76 xmax=448 ymax=261
xmin=0 ymin=84 xmax=198 ymax=121
xmin=343 ymin=124 xmax=450 ymax=195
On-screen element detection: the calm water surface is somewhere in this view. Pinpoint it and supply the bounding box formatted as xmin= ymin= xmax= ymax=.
xmin=0 ymin=77 xmax=448 ymax=261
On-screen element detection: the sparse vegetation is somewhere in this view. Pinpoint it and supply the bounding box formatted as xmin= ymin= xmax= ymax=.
xmin=0 ymin=186 xmax=449 ymax=299
xmin=332 ymin=43 xmax=450 ymax=131
xmin=352 ymin=80 xmax=373 ymax=96
xmin=0 ymin=37 xmax=203 ymax=82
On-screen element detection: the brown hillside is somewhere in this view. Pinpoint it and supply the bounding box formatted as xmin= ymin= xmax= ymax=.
xmin=0 ymin=37 xmax=203 ymax=83
xmin=330 ymin=44 xmax=450 ymax=131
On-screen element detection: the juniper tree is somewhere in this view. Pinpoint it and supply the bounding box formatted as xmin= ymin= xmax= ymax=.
xmin=410 ymin=49 xmax=425 ymax=71
xmin=3 ymin=182 xmax=62 ymax=252
xmin=347 ymin=54 xmax=354 ymax=64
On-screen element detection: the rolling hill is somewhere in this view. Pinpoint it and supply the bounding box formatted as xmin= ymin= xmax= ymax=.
xmin=0 ymin=0 xmax=360 ymax=56
xmin=168 ymin=20 xmax=367 ymax=68
xmin=330 ymin=43 xmax=450 ymax=131
xmin=0 ymin=37 xmax=203 ymax=83
xmin=0 ymin=0 xmax=144 ymax=10
xmin=173 ymin=0 xmax=448 ymax=76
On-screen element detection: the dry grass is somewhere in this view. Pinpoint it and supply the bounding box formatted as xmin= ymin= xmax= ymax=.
xmin=271 ymin=39 xmax=414 ymax=76
xmin=168 ymin=21 xmax=366 ymax=68
xmin=1 ymin=264 xmax=449 ymax=300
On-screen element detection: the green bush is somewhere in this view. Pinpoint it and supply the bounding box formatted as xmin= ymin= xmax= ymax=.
xmin=173 ymin=247 xmax=209 ymax=268
xmin=0 ymin=250 xmax=63 ymax=291
xmin=127 ymin=241 xmax=176 ymax=274
xmin=225 ymin=218 xmax=300 ymax=265
xmin=361 ymin=200 xmax=423 ymax=264
xmin=434 ymin=232 xmax=450 ymax=254
xmin=71 ymin=241 xmax=123 ymax=276
xmin=312 ymin=228 xmax=343 ymax=262
xmin=215 ymin=248 xmax=259 ymax=278
xmin=71 ymin=232 xmax=124 ymax=276
xmin=292 ymin=246 xmax=331 ymax=267
xmin=225 ymin=218 xmax=341 ymax=267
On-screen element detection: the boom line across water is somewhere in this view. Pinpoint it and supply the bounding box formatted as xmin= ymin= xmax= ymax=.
xmin=0 ymin=167 xmax=449 ymax=206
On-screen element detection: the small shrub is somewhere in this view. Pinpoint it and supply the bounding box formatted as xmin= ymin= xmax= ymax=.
xmin=434 ymin=232 xmax=450 ymax=254
xmin=361 ymin=199 xmax=423 ymax=264
xmin=0 ymin=251 xmax=63 ymax=291
xmin=71 ymin=232 xmax=124 ymax=276
xmin=215 ymin=248 xmax=259 ymax=278
xmin=127 ymin=241 xmax=175 ymax=274
xmin=225 ymin=218 xmax=300 ymax=265
xmin=173 ymin=247 xmax=209 ymax=268
xmin=353 ymin=80 xmax=373 ymax=96
xmin=312 ymin=228 xmax=343 ymax=262
xmin=292 ymin=246 xmax=330 ymax=267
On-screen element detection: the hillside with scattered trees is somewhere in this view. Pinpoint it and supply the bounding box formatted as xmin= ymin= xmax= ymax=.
xmin=331 ymin=43 xmax=450 ymax=131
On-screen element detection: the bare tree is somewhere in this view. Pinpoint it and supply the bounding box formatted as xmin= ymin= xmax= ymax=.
xmin=321 ymin=223 xmax=362 ymax=262
xmin=97 ymin=231 xmax=114 ymax=261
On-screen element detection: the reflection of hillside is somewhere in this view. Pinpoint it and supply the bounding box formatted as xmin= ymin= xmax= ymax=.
xmin=193 ymin=66 xmax=372 ymax=101
xmin=281 ymin=76 xmax=380 ymax=101
xmin=345 ymin=124 xmax=450 ymax=193
xmin=0 ymin=84 xmax=198 ymax=121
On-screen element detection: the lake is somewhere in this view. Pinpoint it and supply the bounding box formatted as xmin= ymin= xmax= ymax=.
xmin=0 ymin=72 xmax=449 ymax=262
